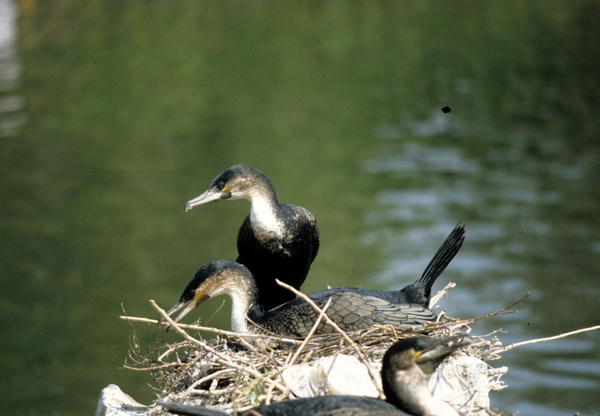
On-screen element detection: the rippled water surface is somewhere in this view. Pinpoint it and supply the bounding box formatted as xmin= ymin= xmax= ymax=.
xmin=1 ymin=1 xmax=599 ymax=415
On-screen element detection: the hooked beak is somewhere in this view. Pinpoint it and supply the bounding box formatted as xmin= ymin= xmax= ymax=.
xmin=185 ymin=188 xmax=224 ymax=212
xmin=414 ymin=336 xmax=471 ymax=375
xmin=159 ymin=293 xmax=210 ymax=330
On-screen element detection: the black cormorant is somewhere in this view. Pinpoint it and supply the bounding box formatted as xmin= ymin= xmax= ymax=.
xmin=161 ymin=225 xmax=464 ymax=337
xmin=159 ymin=336 xmax=469 ymax=416
xmin=186 ymin=164 xmax=319 ymax=311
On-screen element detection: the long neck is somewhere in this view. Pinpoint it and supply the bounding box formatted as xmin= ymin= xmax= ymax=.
xmin=248 ymin=185 xmax=283 ymax=237
xmin=386 ymin=368 xmax=458 ymax=416
xmin=221 ymin=273 xmax=263 ymax=334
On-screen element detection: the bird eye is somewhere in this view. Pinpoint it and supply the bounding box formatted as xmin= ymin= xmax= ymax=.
xmin=216 ymin=181 xmax=225 ymax=190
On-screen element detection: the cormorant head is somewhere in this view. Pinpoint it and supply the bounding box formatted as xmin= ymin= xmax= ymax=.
xmin=382 ymin=336 xmax=470 ymax=410
xmin=186 ymin=164 xmax=273 ymax=211
xmin=160 ymin=260 xmax=256 ymax=327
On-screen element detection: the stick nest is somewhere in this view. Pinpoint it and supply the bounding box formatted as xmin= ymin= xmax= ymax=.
xmin=121 ymin=284 xmax=516 ymax=414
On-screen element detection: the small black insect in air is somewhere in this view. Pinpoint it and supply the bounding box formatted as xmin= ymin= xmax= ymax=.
xmin=442 ymin=106 xmax=451 ymax=113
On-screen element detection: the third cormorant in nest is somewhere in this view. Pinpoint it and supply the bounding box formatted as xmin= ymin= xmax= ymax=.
xmin=159 ymin=336 xmax=470 ymax=416
xmin=186 ymin=164 xmax=319 ymax=311
xmin=162 ymin=225 xmax=464 ymax=337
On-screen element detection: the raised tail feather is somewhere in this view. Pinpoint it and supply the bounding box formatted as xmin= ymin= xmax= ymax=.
xmin=418 ymin=224 xmax=465 ymax=301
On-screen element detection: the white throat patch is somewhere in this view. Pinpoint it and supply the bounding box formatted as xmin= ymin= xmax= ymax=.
xmin=250 ymin=198 xmax=284 ymax=237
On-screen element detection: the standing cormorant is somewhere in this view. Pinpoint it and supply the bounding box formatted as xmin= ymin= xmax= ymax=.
xmin=159 ymin=336 xmax=469 ymax=416
xmin=161 ymin=225 xmax=464 ymax=337
xmin=186 ymin=164 xmax=319 ymax=311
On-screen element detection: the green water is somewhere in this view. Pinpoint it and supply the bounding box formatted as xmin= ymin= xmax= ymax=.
xmin=1 ymin=1 xmax=599 ymax=415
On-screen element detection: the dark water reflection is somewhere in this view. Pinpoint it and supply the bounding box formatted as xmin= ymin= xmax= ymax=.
xmin=1 ymin=1 xmax=599 ymax=415
xmin=365 ymin=124 xmax=600 ymax=414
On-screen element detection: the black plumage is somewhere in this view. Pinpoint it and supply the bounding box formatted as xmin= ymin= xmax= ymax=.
xmin=162 ymin=225 xmax=464 ymax=338
xmin=186 ymin=164 xmax=319 ymax=311
xmin=159 ymin=336 xmax=469 ymax=416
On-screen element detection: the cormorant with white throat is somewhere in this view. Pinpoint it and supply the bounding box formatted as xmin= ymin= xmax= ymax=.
xmin=161 ymin=225 xmax=464 ymax=337
xmin=186 ymin=164 xmax=319 ymax=311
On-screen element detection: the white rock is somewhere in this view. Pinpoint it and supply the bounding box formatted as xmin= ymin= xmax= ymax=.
xmin=281 ymin=354 xmax=380 ymax=398
xmin=95 ymin=384 xmax=148 ymax=416
xmin=430 ymin=356 xmax=491 ymax=416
